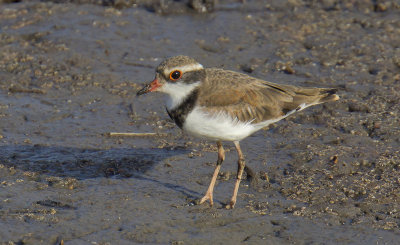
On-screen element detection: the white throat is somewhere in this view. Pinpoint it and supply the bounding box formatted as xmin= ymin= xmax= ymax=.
xmin=159 ymin=81 xmax=201 ymax=110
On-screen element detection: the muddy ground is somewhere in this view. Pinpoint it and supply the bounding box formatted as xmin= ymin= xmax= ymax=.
xmin=0 ymin=0 xmax=400 ymax=244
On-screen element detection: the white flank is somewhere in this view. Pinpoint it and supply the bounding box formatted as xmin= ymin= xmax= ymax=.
xmin=183 ymin=103 xmax=313 ymax=142
xmin=159 ymin=81 xmax=201 ymax=110
xmin=184 ymin=107 xmax=278 ymax=141
xmin=164 ymin=63 xmax=203 ymax=76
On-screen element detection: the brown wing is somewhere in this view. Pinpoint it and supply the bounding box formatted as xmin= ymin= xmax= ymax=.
xmin=197 ymin=69 xmax=295 ymax=123
xmin=198 ymin=69 xmax=339 ymax=123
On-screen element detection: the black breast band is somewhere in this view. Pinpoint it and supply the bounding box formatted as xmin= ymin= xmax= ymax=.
xmin=166 ymin=89 xmax=199 ymax=129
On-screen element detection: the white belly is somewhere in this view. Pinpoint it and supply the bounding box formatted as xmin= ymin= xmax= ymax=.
xmin=182 ymin=107 xmax=275 ymax=141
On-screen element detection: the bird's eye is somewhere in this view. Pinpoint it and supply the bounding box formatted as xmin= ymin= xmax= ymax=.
xmin=169 ymin=70 xmax=182 ymax=81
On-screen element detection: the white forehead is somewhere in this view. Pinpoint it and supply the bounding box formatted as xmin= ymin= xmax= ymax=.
xmin=164 ymin=63 xmax=204 ymax=76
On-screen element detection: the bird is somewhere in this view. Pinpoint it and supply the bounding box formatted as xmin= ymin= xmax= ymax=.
xmin=136 ymin=55 xmax=339 ymax=209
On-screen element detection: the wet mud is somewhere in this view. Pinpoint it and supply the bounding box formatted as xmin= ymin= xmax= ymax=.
xmin=0 ymin=0 xmax=400 ymax=244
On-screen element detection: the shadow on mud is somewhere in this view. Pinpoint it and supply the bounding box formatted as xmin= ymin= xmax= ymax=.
xmin=0 ymin=144 xmax=188 ymax=179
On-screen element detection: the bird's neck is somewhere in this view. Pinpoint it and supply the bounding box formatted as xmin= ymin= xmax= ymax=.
xmin=162 ymin=81 xmax=201 ymax=111
xmin=166 ymin=88 xmax=199 ymax=128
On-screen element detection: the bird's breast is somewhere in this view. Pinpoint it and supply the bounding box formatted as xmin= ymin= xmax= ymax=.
xmin=182 ymin=107 xmax=260 ymax=141
xmin=166 ymin=89 xmax=199 ymax=128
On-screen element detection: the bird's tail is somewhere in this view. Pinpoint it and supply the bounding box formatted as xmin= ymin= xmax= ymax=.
xmin=317 ymin=88 xmax=340 ymax=103
xmin=284 ymin=87 xmax=339 ymax=112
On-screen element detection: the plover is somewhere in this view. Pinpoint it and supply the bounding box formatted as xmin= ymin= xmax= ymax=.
xmin=137 ymin=55 xmax=339 ymax=209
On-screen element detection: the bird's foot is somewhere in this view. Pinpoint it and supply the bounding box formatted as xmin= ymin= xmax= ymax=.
xmin=225 ymin=200 xmax=236 ymax=209
xmin=196 ymin=192 xmax=213 ymax=207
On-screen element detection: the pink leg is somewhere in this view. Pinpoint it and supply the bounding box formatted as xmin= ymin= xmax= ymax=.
xmin=199 ymin=141 xmax=225 ymax=206
xmin=226 ymin=141 xmax=245 ymax=209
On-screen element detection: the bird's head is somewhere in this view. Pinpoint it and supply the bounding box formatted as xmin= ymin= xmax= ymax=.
xmin=136 ymin=55 xmax=204 ymax=97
